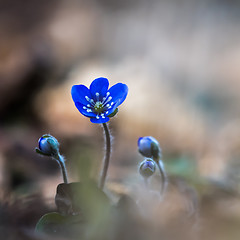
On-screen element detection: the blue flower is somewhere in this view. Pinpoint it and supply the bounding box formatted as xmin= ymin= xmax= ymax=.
xmin=71 ymin=77 xmax=128 ymax=124
xmin=138 ymin=136 xmax=162 ymax=159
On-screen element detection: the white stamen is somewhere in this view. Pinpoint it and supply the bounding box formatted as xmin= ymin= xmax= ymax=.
xmin=102 ymin=95 xmax=112 ymax=106
xmin=111 ymin=102 xmax=114 ymax=105
xmin=96 ymin=115 xmax=100 ymax=119
xmin=87 ymin=109 xmax=92 ymax=112
xmin=106 ymin=92 xmax=110 ymax=96
xmin=85 ymin=96 xmax=95 ymax=106
xmin=83 ymin=106 xmax=87 ymax=109
xmin=87 ymin=104 xmax=91 ymax=107
xmin=95 ymin=92 xmax=100 ymax=101
xmin=106 ymin=111 xmax=109 ymax=114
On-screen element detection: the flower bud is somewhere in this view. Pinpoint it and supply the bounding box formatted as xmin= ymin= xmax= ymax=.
xmin=138 ymin=136 xmax=161 ymax=160
xmin=139 ymin=159 xmax=156 ymax=178
xmin=36 ymin=134 xmax=59 ymax=156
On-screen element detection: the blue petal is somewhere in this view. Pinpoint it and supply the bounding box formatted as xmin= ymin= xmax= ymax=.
xmin=75 ymin=102 xmax=96 ymax=117
xmin=90 ymin=116 xmax=110 ymax=124
xmin=138 ymin=137 xmax=152 ymax=157
xmin=90 ymin=77 xmax=109 ymax=100
xmin=39 ymin=137 xmax=49 ymax=152
xmin=108 ymin=83 xmax=128 ymax=108
xmin=138 ymin=137 xmax=143 ymax=146
xmin=71 ymin=85 xmax=91 ymax=106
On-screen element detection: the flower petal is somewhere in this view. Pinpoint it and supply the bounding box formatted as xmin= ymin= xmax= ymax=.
xmin=75 ymin=102 xmax=96 ymax=117
xmin=71 ymin=84 xmax=91 ymax=106
xmin=108 ymin=83 xmax=128 ymax=108
xmin=90 ymin=116 xmax=110 ymax=124
xmin=90 ymin=77 xmax=109 ymax=100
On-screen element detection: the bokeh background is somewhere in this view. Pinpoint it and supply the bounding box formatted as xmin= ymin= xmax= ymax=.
xmin=1 ymin=0 xmax=240 ymax=239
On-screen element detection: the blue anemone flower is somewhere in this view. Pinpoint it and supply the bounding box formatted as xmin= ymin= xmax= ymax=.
xmin=71 ymin=77 xmax=128 ymax=124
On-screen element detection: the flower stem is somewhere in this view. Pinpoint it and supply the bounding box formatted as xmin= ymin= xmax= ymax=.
xmin=55 ymin=154 xmax=68 ymax=184
xmin=155 ymin=159 xmax=167 ymax=196
xmin=144 ymin=177 xmax=149 ymax=189
xmin=99 ymin=122 xmax=111 ymax=190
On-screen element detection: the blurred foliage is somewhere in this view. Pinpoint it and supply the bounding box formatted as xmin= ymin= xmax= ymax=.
xmin=36 ymin=181 xmax=148 ymax=240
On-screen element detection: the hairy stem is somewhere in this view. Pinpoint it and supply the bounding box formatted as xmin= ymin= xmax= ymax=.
xmin=99 ymin=122 xmax=111 ymax=190
xmin=56 ymin=154 xmax=68 ymax=184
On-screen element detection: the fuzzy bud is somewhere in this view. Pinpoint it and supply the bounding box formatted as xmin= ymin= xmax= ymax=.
xmin=139 ymin=159 xmax=156 ymax=178
xmin=36 ymin=134 xmax=59 ymax=157
xmin=138 ymin=136 xmax=161 ymax=160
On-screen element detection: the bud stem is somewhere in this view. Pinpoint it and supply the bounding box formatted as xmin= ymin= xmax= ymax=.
xmin=155 ymin=159 xmax=167 ymax=196
xmin=55 ymin=154 xmax=68 ymax=184
xmin=144 ymin=177 xmax=149 ymax=188
xmin=99 ymin=122 xmax=111 ymax=190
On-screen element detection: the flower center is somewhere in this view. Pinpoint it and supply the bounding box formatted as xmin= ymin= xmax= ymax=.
xmin=84 ymin=92 xmax=114 ymax=118
xmin=94 ymin=101 xmax=104 ymax=113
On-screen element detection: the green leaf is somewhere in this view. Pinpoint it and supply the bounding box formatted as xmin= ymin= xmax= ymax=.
xmin=36 ymin=212 xmax=65 ymax=233
xmin=108 ymin=108 xmax=118 ymax=118
xmin=54 ymin=182 xmax=112 ymax=239
xmin=55 ymin=181 xmax=111 ymax=219
xmin=35 ymin=212 xmax=84 ymax=237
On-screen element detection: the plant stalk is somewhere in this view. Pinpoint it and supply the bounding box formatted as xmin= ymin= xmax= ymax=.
xmin=99 ymin=122 xmax=111 ymax=190
xmin=155 ymin=159 xmax=167 ymax=196
xmin=56 ymin=154 xmax=68 ymax=184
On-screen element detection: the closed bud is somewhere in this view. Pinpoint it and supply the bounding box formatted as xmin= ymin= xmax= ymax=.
xmin=138 ymin=136 xmax=161 ymax=160
xmin=139 ymin=159 xmax=156 ymax=178
xmin=36 ymin=134 xmax=59 ymax=157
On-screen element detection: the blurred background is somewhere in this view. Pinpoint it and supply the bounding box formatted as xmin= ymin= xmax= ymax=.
xmin=1 ymin=0 xmax=240 ymax=239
